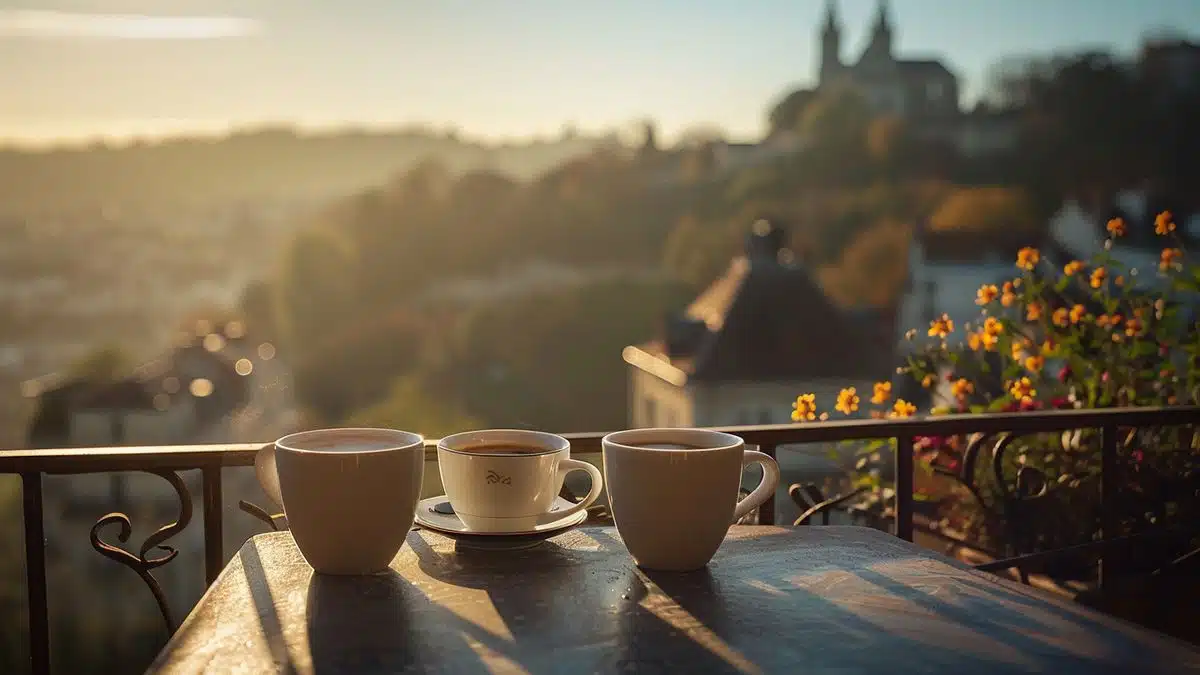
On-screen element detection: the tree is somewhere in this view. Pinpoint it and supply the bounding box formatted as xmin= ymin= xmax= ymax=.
xmin=866 ymin=115 xmax=910 ymax=173
xmin=346 ymin=375 xmax=480 ymax=439
xmin=929 ymin=187 xmax=1041 ymax=238
xmin=817 ymin=219 xmax=912 ymax=309
xmin=768 ymin=88 xmax=818 ymax=135
xmin=801 ymin=88 xmax=872 ymax=152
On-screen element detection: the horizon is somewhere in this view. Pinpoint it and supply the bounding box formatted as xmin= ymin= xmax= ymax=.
xmin=3 ymin=0 xmax=1200 ymax=150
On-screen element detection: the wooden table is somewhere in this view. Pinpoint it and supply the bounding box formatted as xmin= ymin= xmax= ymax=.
xmin=148 ymin=526 xmax=1200 ymax=674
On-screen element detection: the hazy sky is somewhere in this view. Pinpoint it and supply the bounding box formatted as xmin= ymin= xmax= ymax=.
xmin=2 ymin=0 xmax=1199 ymax=146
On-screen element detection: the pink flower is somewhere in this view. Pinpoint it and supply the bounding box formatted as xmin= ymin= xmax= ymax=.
xmin=914 ymin=436 xmax=946 ymax=451
xmin=1050 ymin=397 xmax=1072 ymax=409
xmin=1058 ymin=366 xmax=1072 ymax=382
xmin=1131 ymin=449 xmax=1145 ymax=464
xmin=1101 ymin=371 xmax=1110 ymax=383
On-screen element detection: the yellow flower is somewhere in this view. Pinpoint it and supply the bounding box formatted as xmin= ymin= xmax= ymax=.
xmin=1024 ymin=354 xmax=1045 ymax=372
xmin=975 ymin=284 xmax=998 ymax=306
xmin=1041 ymin=340 xmax=1059 ymax=356
xmin=1106 ymin=217 xmax=1126 ymax=237
xmin=891 ymin=399 xmax=917 ymax=418
xmin=980 ymin=331 xmax=998 ymax=351
xmin=951 ymin=378 xmax=974 ymax=400
xmin=1052 ymin=307 xmax=1070 ymax=328
xmin=1096 ymin=314 xmax=1114 ymax=329
xmin=1160 ymin=247 xmax=1183 ymax=272
xmin=1090 ymin=267 xmax=1107 ymax=289
xmin=1000 ymin=281 xmax=1017 ymax=307
xmin=1009 ymin=377 xmax=1036 ymax=403
xmin=1155 ymin=210 xmax=1176 ymax=235
xmin=835 ymin=387 xmax=859 ymax=416
xmin=983 ymin=317 xmax=1003 ymax=336
xmin=1063 ymin=260 xmax=1085 ymax=276
xmin=1111 ymin=332 xmax=1124 ymax=344
xmin=1026 ymin=302 xmax=1043 ymax=321
xmin=1124 ymin=317 xmax=1144 ymax=337
xmin=1069 ymin=304 xmax=1087 ymax=324
xmin=791 ymin=394 xmax=817 ymax=422
xmin=927 ymin=314 xmax=954 ymax=339
xmin=871 ymin=381 xmax=892 ymax=405
xmin=921 ymin=374 xmax=936 ymax=389
xmin=1016 ymin=247 xmax=1040 ymax=271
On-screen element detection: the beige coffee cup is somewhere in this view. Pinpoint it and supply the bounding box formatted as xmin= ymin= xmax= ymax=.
xmin=602 ymin=428 xmax=779 ymax=571
xmin=256 ymin=428 xmax=425 ymax=575
xmin=437 ymin=429 xmax=603 ymax=533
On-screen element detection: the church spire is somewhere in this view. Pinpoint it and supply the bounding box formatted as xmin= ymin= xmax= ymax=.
xmin=818 ymin=0 xmax=842 ymax=85
xmin=861 ymin=0 xmax=894 ymax=65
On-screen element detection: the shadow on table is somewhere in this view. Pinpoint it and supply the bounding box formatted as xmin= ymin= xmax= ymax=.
xmin=407 ymin=531 xmax=759 ymax=674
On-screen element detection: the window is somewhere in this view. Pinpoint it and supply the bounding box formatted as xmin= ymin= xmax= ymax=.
xmin=642 ymin=397 xmax=657 ymax=428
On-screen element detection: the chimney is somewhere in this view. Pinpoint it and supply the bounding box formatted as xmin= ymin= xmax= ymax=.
xmin=745 ymin=219 xmax=787 ymax=264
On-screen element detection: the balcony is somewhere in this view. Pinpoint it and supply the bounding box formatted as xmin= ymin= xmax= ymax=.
xmin=2 ymin=405 xmax=1198 ymax=674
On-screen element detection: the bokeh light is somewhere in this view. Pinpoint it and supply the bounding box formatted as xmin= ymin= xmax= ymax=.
xmin=234 ymin=358 xmax=253 ymax=376
xmin=257 ymin=342 xmax=276 ymax=360
xmin=189 ymin=378 xmax=213 ymax=397
xmin=203 ymin=333 xmax=225 ymax=352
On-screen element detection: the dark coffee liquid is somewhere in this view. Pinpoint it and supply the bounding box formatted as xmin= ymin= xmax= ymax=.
xmin=629 ymin=442 xmax=706 ymax=450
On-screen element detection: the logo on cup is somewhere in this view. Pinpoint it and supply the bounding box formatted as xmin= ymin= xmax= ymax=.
xmin=485 ymin=470 xmax=512 ymax=486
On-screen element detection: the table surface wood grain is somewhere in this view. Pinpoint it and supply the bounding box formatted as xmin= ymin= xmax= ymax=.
xmin=147 ymin=525 xmax=1200 ymax=674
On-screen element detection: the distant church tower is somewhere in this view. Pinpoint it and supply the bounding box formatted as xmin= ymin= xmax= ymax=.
xmin=818 ymin=0 xmax=842 ymax=85
xmin=859 ymin=0 xmax=895 ymax=68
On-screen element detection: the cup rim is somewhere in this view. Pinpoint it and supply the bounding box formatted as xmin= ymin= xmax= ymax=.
xmin=275 ymin=427 xmax=424 ymax=455
xmin=602 ymin=428 xmax=744 ymax=453
xmin=438 ymin=428 xmax=569 ymax=458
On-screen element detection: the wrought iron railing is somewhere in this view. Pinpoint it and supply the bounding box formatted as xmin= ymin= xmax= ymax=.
xmin=2 ymin=405 xmax=1198 ymax=675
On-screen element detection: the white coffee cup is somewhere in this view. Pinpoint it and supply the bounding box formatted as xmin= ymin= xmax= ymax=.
xmin=437 ymin=429 xmax=603 ymax=533
xmin=602 ymin=428 xmax=780 ymax=571
xmin=256 ymin=428 xmax=425 ymax=575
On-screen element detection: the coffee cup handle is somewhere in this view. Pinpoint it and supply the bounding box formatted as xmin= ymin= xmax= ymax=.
xmin=254 ymin=444 xmax=285 ymax=511
xmin=733 ymin=450 xmax=780 ymax=523
xmin=556 ymin=459 xmax=604 ymax=520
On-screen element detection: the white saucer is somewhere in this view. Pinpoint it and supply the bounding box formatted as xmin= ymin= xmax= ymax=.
xmin=414 ymin=495 xmax=588 ymax=537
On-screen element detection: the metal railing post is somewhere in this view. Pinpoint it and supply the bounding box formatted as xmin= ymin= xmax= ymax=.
xmin=894 ymin=435 xmax=914 ymax=542
xmin=759 ymin=444 xmax=777 ymax=526
xmin=22 ymin=472 xmax=49 ymax=675
xmin=202 ymin=466 xmax=224 ymax=587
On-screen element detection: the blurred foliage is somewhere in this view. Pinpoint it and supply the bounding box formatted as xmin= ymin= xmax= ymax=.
xmin=929 ymin=186 xmax=1041 ymax=237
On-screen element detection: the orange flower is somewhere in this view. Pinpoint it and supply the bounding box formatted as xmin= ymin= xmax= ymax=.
xmin=1000 ymin=281 xmax=1017 ymax=307
xmin=928 ymin=314 xmax=954 ymax=339
xmin=1052 ymin=307 xmax=1069 ymax=328
xmin=1016 ymin=247 xmax=1040 ymax=271
xmin=1096 ymin=314 xmax=1114 ymax=330
xmin=1155 ymin=210 xmax=1176 ymax=235
xmin=1024 ymin=354 xmax=1045 ymax=372
xmin=1069 ymin=304 xmax=1087 ymax=324
xmin=979 ymin=331 xmax=998 ymax=351
xmin=1090 ymin=267 xmax=1107 ymax=289
xmin=983 ymin=317 xmax=1003 ymax=336
xmin=976 ymin=284 xmax=998 ymax=306
xmin=871 ymin=381 xmax=892 ymax=405
xmin=921 ymin=374 xmax=936 ymax=389
xmin=1111 ymin=332 xmax=1124 ymax=344
xmin=835 ymin=387 xmax=860 ymax=416
xmin=951 ymin=378 xmax=974 ymax=400
xmin=1160 ymin=248 xmax=1183 ymax=272
xmin=967 ymin=331 xmax=982 ymax=352
xmin=1106 ymin=217 xmax=1126 ymax=237
xmin=1114 ymin=275 xmax=1125 ymax=287
xmin=1063 ymin=260 xmax=1085 ymax=276
xmin=1124 ymin=317 xmax=1144 ymax=337
xmin=1009 ymin=377 xmax=1036 ymax=403
xmin=891 ymin=399 xmax=917 ymax=418
xmin=1011 ymin=340 xmax=1029 ymax=362
xmin=1026 ymin=302 xmax=1043 ymax=321
xmin=791 ymin=394 xmax=817 ymax=422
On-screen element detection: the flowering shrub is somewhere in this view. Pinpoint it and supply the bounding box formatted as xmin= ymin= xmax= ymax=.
xmin=789 ymin=212 xmax=1200 ymax=561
